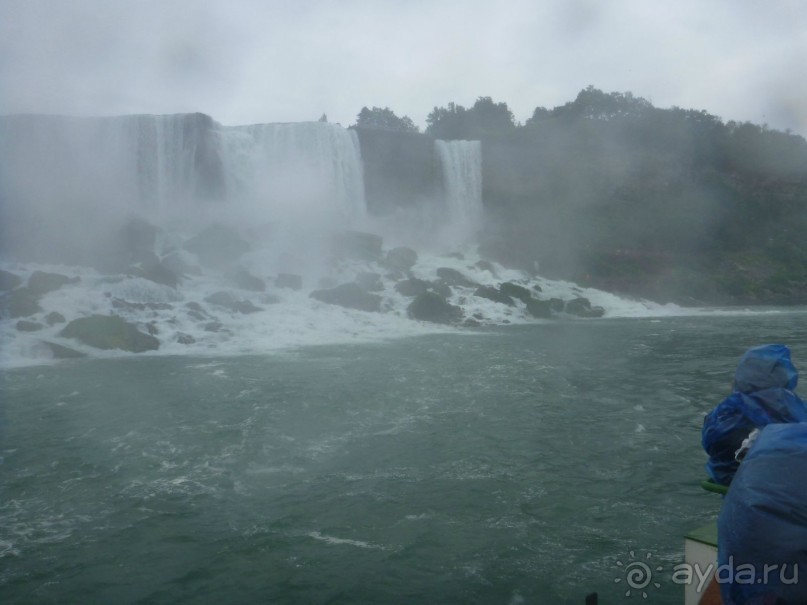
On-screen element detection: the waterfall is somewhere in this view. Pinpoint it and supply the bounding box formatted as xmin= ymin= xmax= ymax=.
xmin=220 ymin=122 xmax=366 ymax=224
xmin=435 ymin=139 xmax=483 ymax=245
xmin=0 ymin=114 xmax=366 ymax=227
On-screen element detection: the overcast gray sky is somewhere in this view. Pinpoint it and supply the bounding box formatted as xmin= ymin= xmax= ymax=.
xmin=2 ymin=0 xmax=805 ymax=134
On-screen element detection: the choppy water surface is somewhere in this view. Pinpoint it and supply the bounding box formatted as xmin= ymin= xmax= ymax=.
xmin=2 ymin=312 xmax=807 ymax=604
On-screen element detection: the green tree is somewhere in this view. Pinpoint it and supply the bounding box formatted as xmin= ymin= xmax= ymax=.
xmin=353 ymin=106 xmax=419 ymax=132
xmin=426 ymin=97 xmax=515 ymax=139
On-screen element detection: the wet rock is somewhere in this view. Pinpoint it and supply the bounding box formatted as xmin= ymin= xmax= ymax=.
xmin=407 ymin=292 xmax=462 ymax=324
xmin=525 ymin=298 xmax=552 ymax=318
xmin=204 ymin=321 xmax=223 ymax=332
xmin=176 ymin=332 xmax=196 ymax=345
xmin=45 ymin=311 xmax=66 ymax=325
xmin=276 ymin=273 xmax=303 ymax=291
xmin=42 ymin=341 xmax=86 ymax=359
xmin=2 ymin=288 xmax=42 ymax=318
xmin=532 ymin=284 xmax=544 ymax=293
xmin=184 ymin=224 xmax=251 ymax=268
xmin=549 ymin=298 xmax=565 ymax=313
xmin=145 ymin=322 xmax=159 ymax=336
xmin=355 ymin=272 xmax=383 ymax=292
xmin=383 ymin=247 xmax=418 ymax=271
xmin=60 ymin=314 xmax=160 ymax=352
xmin=28 ymin=271 xmax=79 ymax=296
xmin=499 ymin=282 xmax=532 ymax=303
xmin=436 ymin=267 xmax=477 ymax=288
xmin=0 ymin=270 xmax=22 ymax=291
xmin=131 ymin=260 xmax=180 ymax=288
xmin=463 ymin=318 xmax=482 ymax=327
xmin=204 ymin=291 xmax=262 ymax=314
xmin=310 ymin=283 xmax=382 ymax=312
xmin=474 ymin=286 xmax=515 ymax=306
xmin=564 ymin=297 xmax=605 ymax=318
xmin=430 ymin=280 xmax=453 ymax=299
xmin=16 ymin=319 xmax=44 ymax=332
xmin=395 ymin=278 xmax=431 ymax=297
xmin=474 ymin=260 xmax=498 ymax=276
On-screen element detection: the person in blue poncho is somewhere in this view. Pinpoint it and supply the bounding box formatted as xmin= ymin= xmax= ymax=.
xmin=702 ymin=344 xmax=807 ymax=485
xmin=716 ymin=422 xmax=807 ymax=604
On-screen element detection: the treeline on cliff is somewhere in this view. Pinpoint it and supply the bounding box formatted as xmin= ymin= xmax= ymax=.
xmin=354 ymin=88 xmax=807 ymax=305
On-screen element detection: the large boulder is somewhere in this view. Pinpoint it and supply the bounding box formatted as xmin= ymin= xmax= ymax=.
xmin=0 ymin=270 xmax=22 ymax=291
xmin=184 ymin=224 xmax=251 ymax=268
xmin=436 ymin=267 xmax=477 ymax=288
xmin=407 ymin=292 xmax=462 ymax=324
xmin=474 ymin=286 xmax=515 ymax=306
xmin=525 ymin=298 xmax=552 ymax=318
xmin=310 ymin=283 xmax=382 ymax=312
xmin=355 ymin=272 xmax=383 ymax=292
xmin=331 ymin=231 xmax=383 ymax=261
xmin=131 ymin=260 xmax=180 ymax=288
xmin=564 ymin=297 xmax=605 ymax=318
xmin=28 ymin=271 xmax=79 ymax=296
xmin=16 ymin=320 xmax=44 ymax=332
xmin=204 ymin=291 xmax=262 ymax=314
xmin=383 ymin=247 xmax=418 ymax=271
xmin=42 ymin=341 xmax=87 ymax=359
xmin=499 ymin=282 xmax=532 ymax=304
xmin=45 ymin=311 xmax=66 ymax=325
xmin=60 ymin=315 xmax=160 ymax=352
xmin=395 ymin=278 xmax=431 ymax=297
xmin=1 ymin=288 xmax=42 ymax=318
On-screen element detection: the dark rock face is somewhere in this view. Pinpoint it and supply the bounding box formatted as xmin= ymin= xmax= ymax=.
xmin=310 ymin=283 xmax=382 ymax=312
xmin=28 ymin=271 xmax=78 ymax=296
xmin=525 ymin=298 xmax=552 ymax=318
xmin=407 ymin=292 xmax=462 ymax=324
xmin=184 ymin=225 xmax=251 ymax=268
xmin=176 ymin=333 xmax=196 ymax=344
xmin=276 ymin=274 xmax=303 ymax=290
xmin=564 ymin=297 xmax=606 ymax=318
xmin=16 ymin=320 xmax=43 ymax=331
xmin=2 ymin=288 xmax=42 ymax=318
xmin=473 ymin=286 xmax=515 ymax=306
xmin=384 ymin=247 xmax=418 ymax=271
xmin=132 ymin=260 xmax=180 ymax=288
xmin=0 ymin=270 xmax=22 ymax=291
xmin=229 ymin=269 xmax=265 ymax=292
xmin=45 ymin=311 xmax=66 ymax=325
xmin=475 ymin=260 xmax=498 ymax=276
xmin=436 ymin=268 xmax=477 ymax=288
xmin=60 ymin=314 xmax=160 ymax=352
xmin=204 ymin=291 xmax=262 ymax=314
xmin=395 ymin=278 xmax=432 ymax=297
xmin=355 ymin=272 xmax=383 ymax=292
xmin=353 ymin=128 xmax=441 ymax=215
xmin=499 ymin=282 xmax=532 ymax=303
xmin=331 ymin=231 xmax=383 ymax=261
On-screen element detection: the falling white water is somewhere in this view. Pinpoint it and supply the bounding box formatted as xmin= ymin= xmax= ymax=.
xmin=221 ymin=122 xmax=366 ymax=225
xmin=435 ymin=140 xmax=483 ymax=247
xmin=0 ymin=114 xmax=367 ymax=230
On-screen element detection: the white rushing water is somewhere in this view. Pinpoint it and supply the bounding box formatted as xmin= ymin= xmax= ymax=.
xmin=435 ymin=140 xmax=483 ymax=246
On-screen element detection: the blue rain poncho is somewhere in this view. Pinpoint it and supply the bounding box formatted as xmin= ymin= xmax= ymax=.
xmin=702 ymin=344 xmax=807 ymax=485
xmin=718 ymin=422 xmax=807 ymax=605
